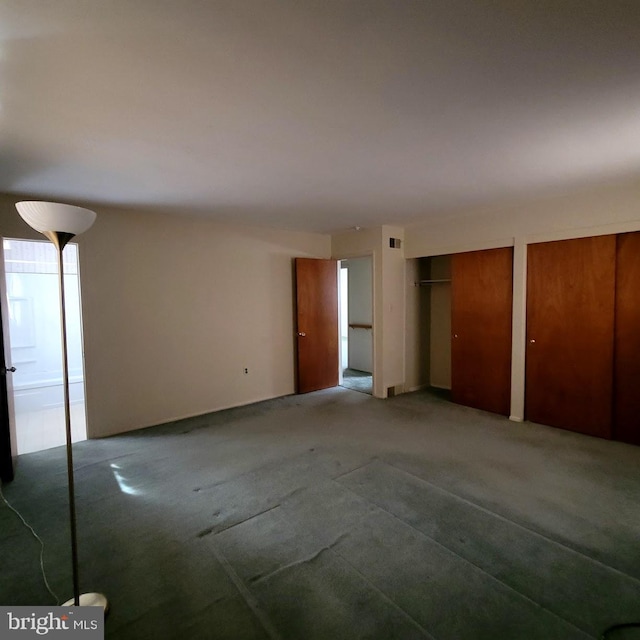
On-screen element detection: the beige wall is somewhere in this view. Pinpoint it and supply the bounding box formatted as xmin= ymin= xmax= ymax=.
xmin=7 ymin=177 xmax=640 ymax=437
xmin=405 ymin=177 xmax=640 ymax=419
xmin=0 ymin=195 xmax=330 ymax=437
xmin=405 ymin=176 xmax=640 ymax=259
xmin=381 ymin=226 xmax=406 ymax=395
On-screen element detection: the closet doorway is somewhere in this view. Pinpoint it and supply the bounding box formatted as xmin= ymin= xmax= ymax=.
xmin=413 ymin=249 xmax=512 ymax=415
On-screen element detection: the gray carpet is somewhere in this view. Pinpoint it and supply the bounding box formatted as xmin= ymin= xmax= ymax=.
xmin=340 ymin=368 xmax=372 ymax=395
xmin=1 ymin=387 xmax=640 ymax=639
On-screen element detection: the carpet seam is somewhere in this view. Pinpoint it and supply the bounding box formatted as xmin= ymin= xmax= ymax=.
xmin=206 ymin=539 xmax=284 ymax=640
xmin=327 ymin=546 xmax=440 ymax=640
xmin=191 ymin=449 xmax=325 ymax=493
xmin=208 ymin=504 xmax=283 ymax=536
xmin=381 ymin=459 xmax=640 ymax=587
xmin=334 ymin=477 xmax=596 ymax=640
xmin=332 ymin=458 xmax=379 ymax=480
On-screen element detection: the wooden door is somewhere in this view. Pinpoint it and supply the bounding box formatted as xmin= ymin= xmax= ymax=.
xmin=526 ymin=236 xmax=616 ymax=438
xmin=614 ymin=231 xmax=640 ymax=445
xmin=451 ymin=247 xmax=513 ymax=416
xmin=295 ymin=258 xmax=339 ymax=393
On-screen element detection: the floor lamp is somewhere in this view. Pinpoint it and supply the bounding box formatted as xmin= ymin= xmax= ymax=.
xmin=15 ymin=201 xmax=108 ymax=611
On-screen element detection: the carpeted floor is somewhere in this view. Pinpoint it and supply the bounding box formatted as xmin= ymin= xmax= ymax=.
xmin=1 ymin=387 xmax=640 ymax=639
xmin=340 ymin=368 xmax=372 ymax=395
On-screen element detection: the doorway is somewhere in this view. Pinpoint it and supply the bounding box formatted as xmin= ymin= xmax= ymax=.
xmin=339 ymin=257 xmax=373 ymax=395
xmin=2 ymin=239 xmax=88 ymax=454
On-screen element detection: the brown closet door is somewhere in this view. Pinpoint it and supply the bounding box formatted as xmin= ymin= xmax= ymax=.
xmin=614 ymin=231 xmax=640 ymax=445
xmin=451 ymin=247 xmax=513 ymax=416
xmin=526 ymin=236 xmax=615 ymax=438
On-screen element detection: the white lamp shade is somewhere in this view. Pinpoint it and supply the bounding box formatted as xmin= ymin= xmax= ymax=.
xmin=15 ymin=201 xmax=97 ymax=236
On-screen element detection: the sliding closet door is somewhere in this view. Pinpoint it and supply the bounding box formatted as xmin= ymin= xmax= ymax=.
xmin=451 ymin=247 xmax=513 ymax=416
xmin=526 ymin=236 xmax=616 ymax=438
xmin=614 ymin=231 xmax=640 ymax=445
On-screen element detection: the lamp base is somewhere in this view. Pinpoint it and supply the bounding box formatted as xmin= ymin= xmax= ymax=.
xmin=62 ymin=592 xmax=109 ymax=612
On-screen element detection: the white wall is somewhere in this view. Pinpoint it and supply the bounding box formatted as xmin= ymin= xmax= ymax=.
xmin=0 ymin=195 xmax=330 ymax=437
xmin=346 ymin=256 xmax=372 ymax=372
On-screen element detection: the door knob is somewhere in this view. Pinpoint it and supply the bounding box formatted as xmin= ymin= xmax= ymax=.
xmin=2 ymin=366 xmax=16 ymax=375
xmin=297 ymin=332 xmax=306 ymax=337
xmin=529 ymin=339 xmax=536 ymax=344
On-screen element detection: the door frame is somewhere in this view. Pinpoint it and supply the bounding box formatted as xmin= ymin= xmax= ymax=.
xmin=333 ymin=252 xmax=376 ymax=395
xmin=338 ymin=263 xmax=348 ymax=386
xmin=0 ymin=237 xmax=90 ymax=456
xmin=0 ymin=239 xmax=17 ymax=482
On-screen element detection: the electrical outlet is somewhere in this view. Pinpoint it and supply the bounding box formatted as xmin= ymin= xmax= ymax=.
xmin=244 ymin=368 xmax=248 ymax=374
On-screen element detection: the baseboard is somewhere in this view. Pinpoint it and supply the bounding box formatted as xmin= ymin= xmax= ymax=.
xmin=407 ymin=384 xmax=430 ymax=392
xmin=93 ymin=392 xmax=293 ymax=439
xmin=509 ymin=415 xmax=524 ymax=423
xmin=430 ymin=383 xmax=452 ymax=391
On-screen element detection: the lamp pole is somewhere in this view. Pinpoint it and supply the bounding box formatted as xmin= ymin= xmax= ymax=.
xmin=49 ymin=232 xmax=81 ymax=605
xmin=15 ymin=202 xmax=107 ymax=611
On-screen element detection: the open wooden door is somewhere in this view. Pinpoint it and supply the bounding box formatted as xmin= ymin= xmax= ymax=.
xmin=526 ymin=236 xmax=616 ymax=438
xmin=295 ymin=258 xmax=339 ymax=393
xmin=451 ymin=247 xmax=513 ymax=416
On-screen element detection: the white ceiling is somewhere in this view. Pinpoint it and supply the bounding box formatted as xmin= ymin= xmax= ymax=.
xmin=1 ymin=1 xmax=639 ymax=233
